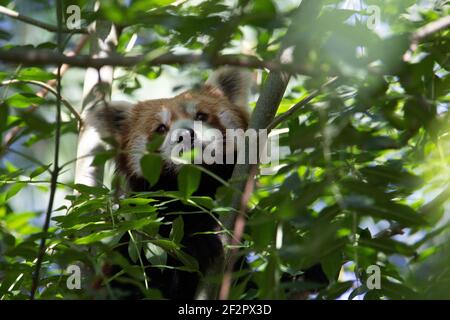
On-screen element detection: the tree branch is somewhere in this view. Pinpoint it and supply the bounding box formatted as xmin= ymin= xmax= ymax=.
xmin=202 ymin=0 xmax=329 ymax=300
xmin=404 ymin=15 xmax=450 ymax=62
xmin=0 ymin=49 xmax=314 ymax=76
xmin=30 ymin=0 xmax=64 ymax=300
xmin=227 ymin=70 xmax=291 ymax=226
xmin=0 ymin=5 xmax=88 ymax=33
xmin=267 ymin=76 xmax=339 ymax=131
xmin=0 ymin=79 xmax=82 ymax=125
xmin=74 ymin=19 xmax=118 ymax=187
xmin=412 ymin=15 xmax=450 ymax=43
xmin=219 ymin=164 xmax=257 ymax=300
xmin=195 ymin=45 xmax=292 ymax=301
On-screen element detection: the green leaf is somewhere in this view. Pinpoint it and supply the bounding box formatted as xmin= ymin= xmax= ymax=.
xmin=321 ymin=251 xmax=342 ymax=283
xmin=7 ymin=93 xmax=46 ymax=108
xmin=359 ymin=238 xmax=416 ymax=257
xmin=343 ymin=196 xmax=428 ymax=227
xmin=380 ymin=277 xmax=418 ymax=299
xmin=177 ymin=165 xmax=201 ymax=198
xmin=140 ymin=154 xmax=162 ymax=187
xmin=349 ymin=285 xmax=368 ymax=300
xmin=146 ymin=133 xmax=164 ymax=152
xmin=4 ymin=183 xmax=26 ymax=203
xmin=144 ymin=242 xmax=167 ymax=266
xmin=5 ymin=241 xmax=37 ymax=259
xmin=5 ymin=211 xmax=36 ymax=230
xmin=17 ymin=68 xmax=55 ymax=82
xmin=321 ymin=281 xmax=353 ymax=300
xmin=120 ymin=198 xmax=157 ymax=206
xmin=30 ymin=164 xmax=52 ymax=179
xmin=21 ymin=113 xmax=53 ymax=134
xmin=130 ymin=0 xmax=176 ymax=12
xmin=128 ymin=235 xmax=142 ymax=263
xmin=73 ymin=184 xmax=109 ymax=196
xmin=92 ymin=150 xmax=116 ymax=166
xmin=0 ymin=102 xmax=8 ymax=133
xmin=150 ymin=239 xmax=179 ymax=251
xmin=359 ymin=165 xmax=423 ymax=191
xmin=170 ymin=216 xmax=184 ymax=244
xmin=74 ymin=230 xmax=118 ymax=244
xmin=173 ymin=250 xmax=199 ymax=272
xmin=117 ymin=217 xmax=162 ymax=232
xmin=116 ymin=204 xmax=158 ymax=215
xmin=189 ymin=196 xmax=214 ymax=209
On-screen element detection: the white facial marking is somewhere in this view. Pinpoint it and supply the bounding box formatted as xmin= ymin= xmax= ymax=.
xmin=159 ymin=107 xmax=171 ymax=126
xmin=129 ymin=134 xmax=147 ymax=176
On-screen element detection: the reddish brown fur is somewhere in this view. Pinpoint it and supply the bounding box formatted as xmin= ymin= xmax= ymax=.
xmin=117 ymin=86 xmax=249 ymax=177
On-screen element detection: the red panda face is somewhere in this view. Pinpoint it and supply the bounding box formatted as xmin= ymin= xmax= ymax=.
xmin=93 ymin=67 xmax=252 ymax=180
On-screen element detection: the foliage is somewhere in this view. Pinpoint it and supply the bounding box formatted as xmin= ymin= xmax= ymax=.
xmin=0 ymin=0 xmax=449 ymax=300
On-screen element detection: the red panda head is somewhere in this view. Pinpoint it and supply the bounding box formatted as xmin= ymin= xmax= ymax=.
xmin=92 ymin=67 xmax=253 ymax=180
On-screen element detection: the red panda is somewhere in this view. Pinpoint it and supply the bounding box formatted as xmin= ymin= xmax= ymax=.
xmin=92 ymin=67 xmax=253 ymax=299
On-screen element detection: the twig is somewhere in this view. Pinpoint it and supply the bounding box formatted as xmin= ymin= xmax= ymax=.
xmin=219 ymin=164 xmax=257 ymax=300
xmin=199 ymin=2 xmax=320 ymax=300
xmin=0 ymin=49 xmax=314 ymax=76
xmin=404 ymin=15 xmax=450 ymax=62
xmin=209 ymin=1 xmax=328 ymax=300
xmin=412 ymin=15 xmax=450 ymax=43
xmin=267 ymin=76 xmax=339 ymax=131
xmin=30 ymin=1 xmax=64 ymax=300
xmin=374 ymin=222 xmax=404 ymax=239
xmin=194 ymin=67 xmax=291 ymax=300
xmin=0 ymin=79 xmax=82 ymax=125
xmin=1 ymin=34 xmax=88 ymax=150
xmin=227 ymin=71 xmax=291 ymax=228
xmin=40 ymin=35 xmax=90 ymax=95
xmin=0 ymin=5 xmax=88 ymax=33
xmin=6 ymin=147 xmax=51 ymax=170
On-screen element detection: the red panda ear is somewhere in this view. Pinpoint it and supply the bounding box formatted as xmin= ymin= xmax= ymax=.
xmin=87 ymin=100 xmax=134 ymax=142
xmin=205 ymin=67 xmax=252 ymax=108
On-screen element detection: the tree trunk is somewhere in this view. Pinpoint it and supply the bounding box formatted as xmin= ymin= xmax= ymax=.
xmin=74 ymin=14 xmax=118 ymax=187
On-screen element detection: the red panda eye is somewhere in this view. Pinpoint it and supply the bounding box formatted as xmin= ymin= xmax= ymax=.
xmin=195 ymin=112 xmax=208 ymax=121
xmin=155 ymin=124 xmax=168 ymax=134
